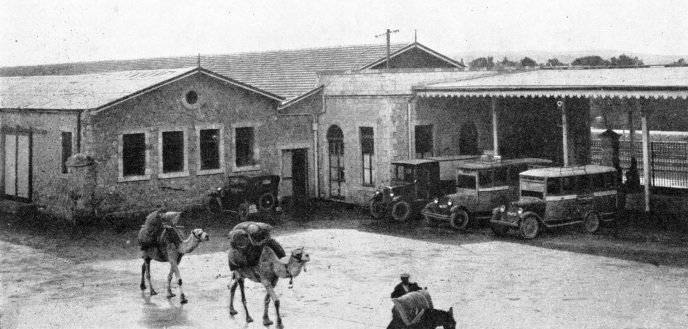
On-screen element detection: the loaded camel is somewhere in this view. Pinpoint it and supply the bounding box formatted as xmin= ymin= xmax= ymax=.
xmin=387 ymin=290 xmax=456 ymax=329
xmin=227 ymin=222 xmax=310 ymax=329
xmin=138 ymin=210 xmax=210 ymax=304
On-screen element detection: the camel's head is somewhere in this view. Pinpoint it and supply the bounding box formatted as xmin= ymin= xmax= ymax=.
xmin=290 ymin=247 xmax=310 ymax=268
xmin=191 ymin=228 xmax=210 ymax=242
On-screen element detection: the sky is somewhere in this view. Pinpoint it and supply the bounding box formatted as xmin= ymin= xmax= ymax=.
xmin=1 ymin=0 xmax=687 ymax=67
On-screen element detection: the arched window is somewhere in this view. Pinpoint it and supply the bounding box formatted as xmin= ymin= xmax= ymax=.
xmin=459 ymin=121 xmax=480 ymax=155
xmin=327 ymin=125 xmax=345 ymax=199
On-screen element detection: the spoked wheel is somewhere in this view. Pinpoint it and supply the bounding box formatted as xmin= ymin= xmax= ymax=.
xmin=391 ymin=201 xmax=412 ymax=222
xmin=583 ymin=213 xmax=601 ymax=233
xmin=449 ymin=209 xmax=470 ymax=230
xmin=519 ymin=215 xmax=540 ymax=240
xmin=369 ymin=199 xmax=387 ymax=219
xmin=258 ymin=193 xmax=276 ymax=211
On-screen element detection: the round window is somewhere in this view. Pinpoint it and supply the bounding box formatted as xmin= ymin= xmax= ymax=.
xmin=185 ymin=91 xmax=198 ymax=105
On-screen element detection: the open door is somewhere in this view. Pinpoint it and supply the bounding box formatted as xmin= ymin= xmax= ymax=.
xmin=281 ymin=148 xmax=309 ymax=204
xmin=3 ymin=131 xmax=32 ymax=202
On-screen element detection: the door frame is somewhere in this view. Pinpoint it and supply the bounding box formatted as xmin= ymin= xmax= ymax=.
xmin=2 ymin=126 xmax=33 ymax=202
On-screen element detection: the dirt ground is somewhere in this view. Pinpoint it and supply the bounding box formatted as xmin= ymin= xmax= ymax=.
xmin=2 ymin=202 xmax=688 ymax=328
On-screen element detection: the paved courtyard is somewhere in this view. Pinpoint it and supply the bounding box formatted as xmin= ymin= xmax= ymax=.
xmin=2 ymin=228 xmax=688 ymax=328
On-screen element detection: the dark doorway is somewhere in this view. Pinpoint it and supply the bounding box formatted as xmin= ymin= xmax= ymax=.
xmin=280 ymin=148 xmax=309 ymax=204
xmin=459 ymin=121 xmax=480 ymax=155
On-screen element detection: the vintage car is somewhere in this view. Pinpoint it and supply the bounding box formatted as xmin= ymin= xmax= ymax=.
xmin=421 ymin=158 xmax=552 ymax=230
xmin=369 ymin=156 xmax=478 ymax=222
xmin=490 ymin=165 xmax=619 ymax=239
xmin=208 ymin=175 xmax=281 ymax=215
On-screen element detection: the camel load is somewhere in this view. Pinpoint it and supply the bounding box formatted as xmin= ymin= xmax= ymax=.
xmin=137 ymin=209 xmax=182 ymax=250
xmin=227 ymin=221 xmax=285 ymax=270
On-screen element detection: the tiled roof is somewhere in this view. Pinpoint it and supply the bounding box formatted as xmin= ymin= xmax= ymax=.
xmin=417 ymin=66 xmax=688 ymax=99
xmin=0 ymin=67 xmax=197 ymax=110
xmin=0 ymin=43 xmax=426 ymax=100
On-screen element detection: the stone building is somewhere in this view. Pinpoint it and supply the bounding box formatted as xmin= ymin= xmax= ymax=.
xmin=0 ymin=67 xmax=314 ymax=218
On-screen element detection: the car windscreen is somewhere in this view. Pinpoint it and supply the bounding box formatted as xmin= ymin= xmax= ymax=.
xmin=520 ymin=176 xmax=545 ymax=199
xmin=394 ymin=165 xmax=415 ymax=183
xmin=456 ymin=174 xmax=476 ymax=189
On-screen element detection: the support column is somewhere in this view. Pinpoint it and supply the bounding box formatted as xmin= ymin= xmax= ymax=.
xmin=559 ymin=99 xmax=569 ymax=167
xmin=641 ymin=110 xmax=651 ymax=212
xmin=492 ymin=97 xmax=499 ymax=159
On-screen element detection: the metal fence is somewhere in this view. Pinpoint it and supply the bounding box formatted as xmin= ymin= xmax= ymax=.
xmin=591 ymin=139 xmax=688 ymax=189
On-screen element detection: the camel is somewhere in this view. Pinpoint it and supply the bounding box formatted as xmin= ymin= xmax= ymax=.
xmin=228 ymin=244 xmax=310 ymax=329
xmin=138 ymin=211 xmax=210 ymax=304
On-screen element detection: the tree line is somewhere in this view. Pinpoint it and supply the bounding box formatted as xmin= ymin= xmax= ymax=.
xmin=468 ymin=54 xmax=687 ymax=70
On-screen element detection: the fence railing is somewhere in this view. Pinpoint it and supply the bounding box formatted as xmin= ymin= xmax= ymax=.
xmin=590 ymin=139 xmax=688 ymax=189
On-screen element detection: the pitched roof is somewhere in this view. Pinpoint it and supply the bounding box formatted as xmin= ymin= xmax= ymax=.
xmin=416 ymin=66 xmax=688 ymax=99
xmin=0 ymin=67 xmax=283 ymax=111
xmin=0 ymin=43 xmax=463 ymax=100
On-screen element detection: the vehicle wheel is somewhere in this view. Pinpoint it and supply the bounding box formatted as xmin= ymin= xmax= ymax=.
xmin=490 ymin=213 xmax=509 ymax=236
xmin=391 ymin=201 xmax=412 ymax=222
xmin=519 ymin=215 xmax=540 ymax=240
xmin=449 ymin=209 xmax=470 ymax=230
xmin=258 ymin=193 xmax=276 ymax=211
xmin=424 ymin=214 xmax=438 ymax=227
xmin=207 ymin=199 xmax=221 ymax=213
xmin=583 ymin=213 xmax=601 ymax=233
xmin=369 ymin=199 xmax=386 ymax=219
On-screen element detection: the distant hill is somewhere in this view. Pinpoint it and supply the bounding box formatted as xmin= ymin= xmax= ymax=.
xmin=451 ymin=50 xmax=686 ymax=66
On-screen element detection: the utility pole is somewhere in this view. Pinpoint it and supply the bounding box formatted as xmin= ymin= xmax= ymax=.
xmin=375 ymin=29 xmax=399 ymax=69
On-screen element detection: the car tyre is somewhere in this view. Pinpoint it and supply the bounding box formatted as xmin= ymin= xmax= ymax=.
xmin=583 ymin=212 xmax=601 ymax=233
xmin=369 ymin=199 xmax=387 ymax=219
xmin=391 ymin=201 xmax=412 ymax=222
xmin=519 ymin=215 xmax=540 ymax=240
xmin=258 ymin=193 xmax=276 ymax=212
xmin=449 ymin=209 xmax=470 ymax=230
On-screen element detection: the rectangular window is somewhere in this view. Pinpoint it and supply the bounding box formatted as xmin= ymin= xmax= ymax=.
xmin=360 ymin=127 xmax=374 ymax=186
xmin=200 ymin=129 xmax=220 ymax=170
xmin=236 ymin=127 xmax=255 ymax=167
xmin=122 ymin=133 xmax=146 ymax=177
xmin=415 ymin=125 xmax=433 ymax=158
xmin=61 ymin=132 xmax=72 ymax=174
xmin=162 ymin=131 xmax=184 ymax=173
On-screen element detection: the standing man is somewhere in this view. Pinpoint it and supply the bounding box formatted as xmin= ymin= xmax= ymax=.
xmin=391 ymin=273 xmax=422 ymax=298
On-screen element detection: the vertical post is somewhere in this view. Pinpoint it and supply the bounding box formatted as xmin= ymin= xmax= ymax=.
xmin=386 ymin=29 xmax=391 ymax=69
xmin=492 ymin=97 xmax=499 ymax=158
xmin=559 ymin=99 xmax=569 ymax=167
xmin=641 ymin=111 xmax=651 ymax=212
xmin=629 ymin=107 xmax=635 ymax=159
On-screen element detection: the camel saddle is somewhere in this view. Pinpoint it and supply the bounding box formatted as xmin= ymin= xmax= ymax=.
xmin=228 ymin=221 xmax=285 ymax=270
xmin=137 ymin=210 xmax=182 ymax=251
xmin=392 ymin=290 xmax=434 ymax=326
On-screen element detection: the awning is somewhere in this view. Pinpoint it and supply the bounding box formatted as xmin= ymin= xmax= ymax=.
xmin=415 ymin=66 xmax=688 ymax=100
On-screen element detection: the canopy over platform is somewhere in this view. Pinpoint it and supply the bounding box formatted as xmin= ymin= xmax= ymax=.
xmin=415 ymin=66 xmax=688 ymax=100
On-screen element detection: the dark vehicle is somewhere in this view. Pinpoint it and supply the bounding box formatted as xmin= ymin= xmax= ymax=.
xmin=421 ymin=158 xmax=552 ymax=230
xmin=490 ymin=165 xmax=619 ymax=239
xmin=369 ymin=156 xmax=477 ymax=222
xmin=208 ymin=175 xmax=281 ymax=215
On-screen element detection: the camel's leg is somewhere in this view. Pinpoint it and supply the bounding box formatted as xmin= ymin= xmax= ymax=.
xmin=166 ymin=267 xmax=175 ymax=298
xmin=140 ymin=260 xmax=147 ymax=291
xmin=263 ymin=280 xmax=282 ymax=328
xmin=262 ymin=291 xmax=272 ymax=326
xmin=238 ymin=278 xmax=253 ymax=323
xmin=145 ymin=258 xmax=157 ymax=296
xmin=169 ymin=258 xmax=187 ymax=304
xmin=228 ymin=274 xmax=239 ymax=316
